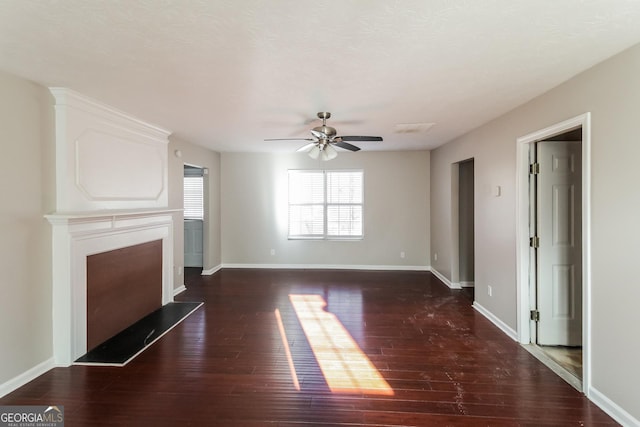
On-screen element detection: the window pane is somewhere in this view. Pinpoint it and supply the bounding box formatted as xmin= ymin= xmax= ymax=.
xmin=327 ymin=171 xmax=362 ymax=203
xmin=184 ymin=176 xmax=204 ymax=220
xmin=289 ymin=205 xmax=324 ymax=236
xmin=327 ymin=205 xmax=362 ymax=236
xmin=289 ymin=171 xmax=324 ymax=204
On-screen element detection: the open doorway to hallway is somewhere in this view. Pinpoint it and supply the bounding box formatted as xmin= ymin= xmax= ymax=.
xmin=452 ymin=158 xmax=475 ymax=295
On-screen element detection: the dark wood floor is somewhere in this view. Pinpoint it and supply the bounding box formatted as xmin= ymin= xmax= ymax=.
xmin=1 ymin=269 xmax=617 ymax=426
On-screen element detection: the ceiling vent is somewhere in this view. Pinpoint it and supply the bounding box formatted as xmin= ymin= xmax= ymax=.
xmin=394 ymin=123 xmax=435 ymax=134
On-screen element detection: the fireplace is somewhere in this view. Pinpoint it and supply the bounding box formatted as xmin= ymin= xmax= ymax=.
xmin=86 ymin=239 xmax=163 ymax=351
xmin=46 ymin=210 xmax=176 ymax=366
xmin=46 ymin=88 xmax=176 ymax=366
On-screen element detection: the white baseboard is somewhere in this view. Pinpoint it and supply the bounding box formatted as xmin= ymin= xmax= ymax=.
xmin=201 ymin=264 xmax=222 ymax=275
xmin=460 ymin=281 xmax=475 ymax=288
xmin=0 ymin=357 xmax=55 ymax=398
xmin=430 ymin=268 xmax=461 ymax=289
xmin=173 ymin=285 xmax=187 ymax=296
xmin=472 ymin=301 xmax=518 ymax=341
xmin=220 ymin=263 xmax=430 ymax=271
xmin=589 ymin=386 xmax=640 ymax=427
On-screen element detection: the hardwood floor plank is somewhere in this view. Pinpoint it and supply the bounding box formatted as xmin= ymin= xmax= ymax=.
xmin=0 ymin=269 xmax=618 ymax=426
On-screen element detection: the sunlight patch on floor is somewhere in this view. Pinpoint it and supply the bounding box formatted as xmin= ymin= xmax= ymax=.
xmin=288 ymin=294 xmax=393 ymax=395
xmin=275 ymin=308 xmax=301 ymax=391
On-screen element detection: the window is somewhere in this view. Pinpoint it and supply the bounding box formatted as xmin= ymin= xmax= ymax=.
xmin=288 ymin=170 xmax=363 ymax=239
xmin=184 ymin=167 xmax=204 ymax=220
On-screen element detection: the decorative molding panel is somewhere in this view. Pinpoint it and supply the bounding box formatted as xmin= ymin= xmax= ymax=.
xmin=49 ymin=88 xmax=171 ymax=211
xmin=75 ymin=129 xmax=165 ymax=201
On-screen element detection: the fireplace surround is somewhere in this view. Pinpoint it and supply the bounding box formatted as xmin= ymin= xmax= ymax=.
xmin=46 ymin=89 xmax=176 ymax=366
xmin=47 ymin=210 xmax=177 ymax=365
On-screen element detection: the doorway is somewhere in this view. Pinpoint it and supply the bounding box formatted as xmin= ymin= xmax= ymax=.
xmin=516 ymin=113 xmax=591 ymax=393
xmin=184 ymin=165 xmax=205 ymax=269
xmin=458 ymin=159 xmax=475 ymax=290
xmin=530 ymin=133 xmax=583 ymax=386
xmin=451 ymin=159 xmax=475 ymax=292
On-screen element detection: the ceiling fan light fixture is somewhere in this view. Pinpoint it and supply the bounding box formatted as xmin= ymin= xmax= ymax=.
xmin=308 ymin=145 xmax=321 ymax=159
xmin=320 ymin=144 xmax=338 ymax=161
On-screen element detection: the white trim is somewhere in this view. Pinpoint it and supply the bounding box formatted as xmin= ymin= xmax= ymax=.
xmin=473 ymin=302 xmax=519 ymax=341
xmin=221 ymin=263 xmax=430 ymax=272
xmin=173 ymin=285 xmax=187 ymax=296
xmin=49 ymin=88 xmax=170 ymax=137
xmin=430 ymin=267 xmax=461 ymax=289
xmin=201 ymin=264 xmax=222 ymax=275
xmin=460 ymin=281 xmax=475 ymax=288
xmin=589 ymin=387 xmax=640 ymax=427
xmin=0 ymin=358 xmax=55 ymax=398
xmin=515 ymin=112 xmax=591 ymax=394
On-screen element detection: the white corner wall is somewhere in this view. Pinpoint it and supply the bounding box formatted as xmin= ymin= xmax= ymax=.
xmin=430 ymin=42 xmax=640 ymax=425
xmin=0 ymin=71 xmax=54 ymax=394
xmin=221 ymin=151 xmax=430 ymax=269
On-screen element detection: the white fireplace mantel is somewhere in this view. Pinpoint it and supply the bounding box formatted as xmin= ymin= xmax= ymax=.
xmin=46 ymin=209 xmax=180 ymax=366
xmin=45 ymin=89 xmax=177 ymax=367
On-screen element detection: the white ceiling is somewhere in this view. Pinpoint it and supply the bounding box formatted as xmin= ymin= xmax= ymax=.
xmin=2 ymin=1 xmax=640 ymax=153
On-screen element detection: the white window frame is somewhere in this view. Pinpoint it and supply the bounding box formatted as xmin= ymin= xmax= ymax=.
xmin=288 ymin=169 xmax=364 ymax=240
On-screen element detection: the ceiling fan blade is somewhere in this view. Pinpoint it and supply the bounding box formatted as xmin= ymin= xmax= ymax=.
xmin=264 ymin=138 xmax=315 ymax=141
xmin=333 ymin=141 xmax=361 ymax=152
xmin=296 ymin=142 xmax=317 ymax=152
xmin=337 ymin=135 xmax=383 ymax=142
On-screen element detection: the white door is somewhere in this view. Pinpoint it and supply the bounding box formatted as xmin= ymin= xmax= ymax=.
xmin=536 ymin=140 xmax=582 ymax=346
xmin=184 ymin=219 xmax=203 ymax=267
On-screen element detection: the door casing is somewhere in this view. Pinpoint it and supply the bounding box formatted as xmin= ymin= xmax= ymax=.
xmin=515 ymin=113 xmax=591 ymax=395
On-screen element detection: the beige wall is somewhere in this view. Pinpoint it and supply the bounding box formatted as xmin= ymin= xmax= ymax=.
xmin=0 ymin=71 xmax=54 ymax=385
xmin=221 ymin=151 xmax=430 ymax=268
xmin=2 ymin=42 xmax=638 ymax=422
xmin=168 ymin=137 xmax=221 ymax=286
xmin=430 ymin=43 xmax=640 ymax=421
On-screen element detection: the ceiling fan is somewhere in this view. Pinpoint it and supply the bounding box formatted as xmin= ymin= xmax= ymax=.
xmin=265 ymin=112 xmax=383 ymax=160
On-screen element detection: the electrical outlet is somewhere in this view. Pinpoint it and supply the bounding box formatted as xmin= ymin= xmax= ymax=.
xmin=400 ymin=251 xmax=405 ymax=258
xmin=270 ymin=249 xmax=276 ymax=256
xmin=488 ymin=285 xmax=493 ymax=297
xmin=434 ymin=253 xmax=438 ymax=261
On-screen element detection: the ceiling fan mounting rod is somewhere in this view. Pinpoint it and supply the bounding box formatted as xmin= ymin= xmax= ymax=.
xmin=317 ymin=111 xmax=331 ymax=125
